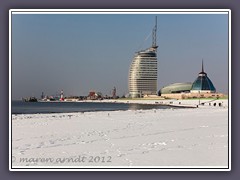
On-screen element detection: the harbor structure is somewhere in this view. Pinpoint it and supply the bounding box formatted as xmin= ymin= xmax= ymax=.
xmin=128 ymin=17 xmax=158 ymax=98
xmin=60 ymin=90 xmax=64 ymax=101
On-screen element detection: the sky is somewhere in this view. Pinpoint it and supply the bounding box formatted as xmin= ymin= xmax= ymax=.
xmin=11 ymin=12 xmax=229 ymax=99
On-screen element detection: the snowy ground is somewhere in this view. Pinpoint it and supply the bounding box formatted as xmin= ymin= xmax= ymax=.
xmin=11 ymin=99 xmax=229 ymax=168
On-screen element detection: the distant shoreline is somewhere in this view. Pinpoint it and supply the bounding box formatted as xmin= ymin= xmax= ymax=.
xmin=11 ymin=99 xmax=228 ymax=115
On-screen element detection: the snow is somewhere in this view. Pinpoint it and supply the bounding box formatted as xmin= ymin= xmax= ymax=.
xmin=11 ymin=99 xmax=229 ymax=168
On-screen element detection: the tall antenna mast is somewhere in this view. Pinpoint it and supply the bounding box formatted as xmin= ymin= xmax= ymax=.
xmin=152 ymin=16 xmax=158 ymax=49
xmin=202 ymin=59 xmax=204 ymax=72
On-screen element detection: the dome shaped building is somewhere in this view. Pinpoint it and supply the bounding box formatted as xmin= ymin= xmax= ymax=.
xmin=191 ymin=61 xmax=216 ymax=93
xmin=158 ymin=61 xmax=220 ymax=99
xmin=159 ymin=82 xmax=192 ymax=95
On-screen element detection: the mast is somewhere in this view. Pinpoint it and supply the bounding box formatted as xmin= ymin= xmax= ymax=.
xmin=152 ymin=16 xmax=158 ymax=49
xmin=202 ymin=59 xmax=204 ymax=72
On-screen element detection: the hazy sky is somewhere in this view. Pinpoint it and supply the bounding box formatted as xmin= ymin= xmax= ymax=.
xmin=11 ymin=13 xmax=229 ymax=99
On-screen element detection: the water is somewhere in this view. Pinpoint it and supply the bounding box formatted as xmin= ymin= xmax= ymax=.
xmin=12 ymin=101 xmax=176 ymax=114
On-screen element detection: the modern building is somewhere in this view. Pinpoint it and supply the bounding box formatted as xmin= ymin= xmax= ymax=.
xmin=191 ymin=61 xmax=216 ymax=93
xmin=128 ymin=17 xmax=158 ymax=98
xmin=158 ymin=61 xmax=222 ymax=99
xmin=159 ymin=82 xmax=193 ymax=95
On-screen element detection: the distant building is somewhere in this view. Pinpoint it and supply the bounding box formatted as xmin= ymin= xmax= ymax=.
xmin=159 ymin=82 xmax=192 ymax=95
xmin=87 ymin=91 xmax=102 ymax=100
xmin=41 ymin=92 xmax=44 ymax=99
xmin=112 ymin=87 xmax=116 ymax=98
xmin=128 ymin=17 xmax=158 ymax=98
xmin=158 ymin=61 xmax=223 ymax=99
xmin=191 ymin=61 xmax=216 ymax=93
xmin=88 ymin=91 xmax=97 ymax=100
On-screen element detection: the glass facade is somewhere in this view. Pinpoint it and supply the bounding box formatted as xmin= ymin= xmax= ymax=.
xmin=128 ymin=48 xmax=157 ymax=98
xmin=191 ymin=72 xmax=216 ymax=92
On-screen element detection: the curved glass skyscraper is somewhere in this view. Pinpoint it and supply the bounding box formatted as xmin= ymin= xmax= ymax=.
xmin=128 ymin=48 xmax=158 ymax=98
xmin=128 ymin=17 xmax=158 ymax=98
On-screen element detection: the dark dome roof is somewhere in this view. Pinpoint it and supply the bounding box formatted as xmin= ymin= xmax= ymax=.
xmin=191 ymin=61 xmax=216 ymax=92
xmin=191 ymin=74 xmax=216 ymax=92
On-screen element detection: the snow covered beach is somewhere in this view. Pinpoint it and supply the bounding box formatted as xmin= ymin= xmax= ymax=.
xmin=11 ymin=99 xmax=229 ymax=168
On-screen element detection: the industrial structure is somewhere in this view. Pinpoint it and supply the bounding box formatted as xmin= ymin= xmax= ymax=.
xmin=128 ymin=17 xmax=158 ymax=98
